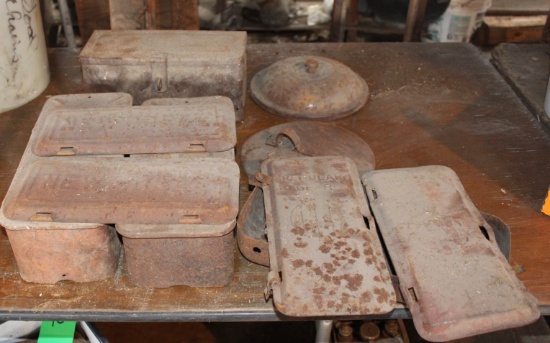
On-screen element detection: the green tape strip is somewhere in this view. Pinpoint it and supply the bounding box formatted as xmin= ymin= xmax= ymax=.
xmin=38 ymin=321 xmax=76 ymax=343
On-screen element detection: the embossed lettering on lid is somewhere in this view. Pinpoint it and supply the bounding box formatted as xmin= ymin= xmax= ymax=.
xmin=262 ymin=156 xmax=395 ymax=316
xmin=2 ymin=157 xmax=239 ymax=225
xmin=32 ymin=96 xmax=236 ymax=156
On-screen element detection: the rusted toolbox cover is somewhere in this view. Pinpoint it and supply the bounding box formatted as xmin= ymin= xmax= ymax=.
xmin=362 ymin=166 xmax=540 ymax=342
xmin=116 ymin=219 xmax=236 ymax=239
xmin=241 ymin=121 xmax=375 ymax=183
xmin=32 ymin=97 xmax=236 ymax=156
xmin=80 ymin=30 xmax=246 ymax=65
xmin=3 ymin=157 xmax=239 ymax=225
xmin=261 ymin=156 xmax=395 ymax=316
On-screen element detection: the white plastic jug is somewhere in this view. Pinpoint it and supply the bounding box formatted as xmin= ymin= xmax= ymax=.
xmin=425 ymin=0 xmax=492 ymax=42
xmin=0 ymin=0 xmax=49 ymax=113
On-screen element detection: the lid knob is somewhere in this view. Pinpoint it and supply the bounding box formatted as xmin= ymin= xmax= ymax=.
xmin=305 ymin=59 xmax=319 ymax=74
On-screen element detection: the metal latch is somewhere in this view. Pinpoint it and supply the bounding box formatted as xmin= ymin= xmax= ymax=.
xmin=151 ymin=54 xmax=167 ymax=93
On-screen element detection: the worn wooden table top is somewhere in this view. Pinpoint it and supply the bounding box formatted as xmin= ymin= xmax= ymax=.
xmin=0 ymin=43 xmax=549 ymax=321
xmin=491 ymin=43 xmax=550 ymax=133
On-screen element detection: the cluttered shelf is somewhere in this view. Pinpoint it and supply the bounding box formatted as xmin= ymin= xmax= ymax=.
xmin=0 ymin=42 xmax=549 ymax=321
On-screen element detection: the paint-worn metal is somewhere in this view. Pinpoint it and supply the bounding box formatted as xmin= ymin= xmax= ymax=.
xmin=3 ymin=157 xmax=239 ymax=225
xmin=362 ymin=166 xmax=540 ymax=342
xmin=0 ymin=212 xmax=121 ymax=284
xmin=32 ymin=96 xmax=236 ymax=156
xmin=261 ymin=156 xmax=395 ymax=316
xmin=237 ymin=187 xmax=270 ymax=266
xmin=118 ymin=223 xmax=235 ymax=288
xmin=240 ymin=121 xmax=375 ymax=185
xmin=0 ymin=93 xmax=131 ymax=284
xmin=250 ymin=56 xmax=369 ymax=120
xmin=1 ymin=92 xmax=240 ymax=286
xmin=80 ymin=30 xmax=247 ymax=120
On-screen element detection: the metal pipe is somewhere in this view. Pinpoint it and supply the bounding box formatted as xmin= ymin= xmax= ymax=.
xmin=57 ymin=0 xmax=76 ymax=48
xmin=315 ymin=320 xmax=333 ymax=343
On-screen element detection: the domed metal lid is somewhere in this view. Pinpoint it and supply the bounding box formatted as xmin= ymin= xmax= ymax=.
xmin=250 ymin=55 xmax=369 ymax=120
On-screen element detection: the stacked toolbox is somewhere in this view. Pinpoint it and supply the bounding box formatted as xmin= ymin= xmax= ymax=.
xmin=0 ymin=93 xmax=239 ymax=288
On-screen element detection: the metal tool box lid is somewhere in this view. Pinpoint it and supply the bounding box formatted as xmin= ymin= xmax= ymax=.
xmin=250 ymin=56 xmax=369 ymax=120
xmin=116 ymin=219 xmax=236 ymax=239
xmin=2 ymin=157 xmax=239 ymax=225
xmin=32 ymin=96 xmax=236 ymax=156
xmin=80 ymin=30 xmax=246 ymax=66
xmin=362 ymin=166 xmax=540 ymax=342
xmin=261 ymin=156 xmax=395 ymax=317
xmin=0 ymin=205 xmax=102 ymax=231
xmin=240 ymin=121 xmax=375 ymax=184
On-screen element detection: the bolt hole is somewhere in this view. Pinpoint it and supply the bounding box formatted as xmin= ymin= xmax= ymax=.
xmin=253 ymin=247 xmax=261 ymax=254
xmin=123 ymin=154 xmax=130 ymax=158
xmin=479 ymin=226 xmax=490 ymax=241
xmin=278 ymin=271 xmax=283 ymax=282
xmin=62 ymin=274 xmax=66 ymax=277
xmin=184 ymin=100 xmax=189 ymax=104
xmin=372 ymin=189 xmax=378 ymax=199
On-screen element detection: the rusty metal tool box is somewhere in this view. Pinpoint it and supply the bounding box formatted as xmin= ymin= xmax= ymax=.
xmin=0 ymin=93 xmax=131 ymax=284
xmin=259 ymin=156 xmax=396 ymax=316
xmin=79 ymin=30 xmax=247 ymax=120
xmin=0 ymin=93 xmax=240 ymax=287
xmin=362 ymin=166 xmax=540 ymax=341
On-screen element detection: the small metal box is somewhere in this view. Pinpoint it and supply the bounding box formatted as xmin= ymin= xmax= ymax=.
xmin=362 ymin=166 xmax=540 ymax=341
xmin=260 ymin=156 xmax=395 ymax=316
xmin=80 ymin=30 xmax=247 ymax=120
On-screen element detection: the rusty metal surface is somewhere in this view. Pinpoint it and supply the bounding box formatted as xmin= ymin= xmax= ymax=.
xmin=240 ymin=121 xmax=375 ymax=184
xmin=41 ymin=93 xmax=133 ymax=114
xmin=5 ymin=224 xmax=120 ymax=284
xmin=116 ymin=219 xmax=236 ymax=239
xmin=250 ymin=56 xmax=369 ymax=120
xmin=261 ymin=156 xmax=395 ymax=316
xmin=237 ymin=187 xmax=270 ymax=267
xmin=123 ymin=231 xmax=234 ymax=288
xmin=3 ymin=157 xmax=239 ymax=225
xmin=362 ymin=166 xmax=540 ymax=341
xmin=80 ymin=30 xmax=247 ymax=120
xmin=33 ymin=96 xmax=236 ymax=156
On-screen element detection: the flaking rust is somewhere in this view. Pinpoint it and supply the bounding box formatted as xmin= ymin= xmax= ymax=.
xmin=240 ymin=121 xmax=375 ymax=185
xmin=80 ymin=30 xmax=247 ymax=120
xmin=250 ymin=56 xmax=368 ymax=120
xmin=261 ymin=156 xmax=395 ymax=316
xmin=363 ymin=166 xmax=540 ymax=342
xmin=0 ymin=93 xmax=240 ymax=287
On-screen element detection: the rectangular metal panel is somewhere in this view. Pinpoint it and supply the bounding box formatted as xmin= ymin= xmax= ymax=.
xmin=362 ymin=166 xmax=540 ymax=342
xmin=2 ymin=157 xmax=239 ymax=225
xmin=32 ymin=97 xmax=236 ymax=156
xmin=262 ymin=156 xmax=395 ymax=316
xmin=122 ymin=231 xmax=234 ymax=288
